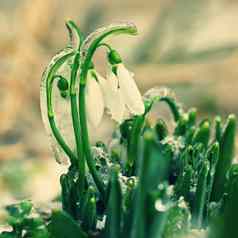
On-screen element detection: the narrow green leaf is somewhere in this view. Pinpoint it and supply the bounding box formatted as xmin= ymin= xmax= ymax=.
xmin=192 ymin=120 xmax=210 ymax=147
xmin=214 ymin=116 xmax=222 ymax=142
xmin=204 ymin=143 xmax=219 ymax=224
xmin=105 ymin=168 xmax=122 ymax=238
xmin=192 ymin=160 xmax=210 ymax=228
xmin=212 ymin=114 xmax=237 ymax=202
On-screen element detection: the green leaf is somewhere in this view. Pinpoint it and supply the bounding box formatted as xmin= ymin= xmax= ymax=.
xmin=105 ymin=167 xmax=122 ymax=238
xmin=192 ymin=160 xmax=210 ymax=228
xmin=175 ymin=164 xmax=194 ymax=204
xmin=209 ymin=164 xmax=238 ymax=238
xmin=49 ymin=210 xmax=87 ymax=238
xmin=214 ymin=116 xmax=222 ymax=142
xmin=192 ymin=120 xmax=210 ymax=147
xmin=212 ymin=114 xmax=237 ymax=202
xmin=204 ymin=143 xmax=219 ymax=224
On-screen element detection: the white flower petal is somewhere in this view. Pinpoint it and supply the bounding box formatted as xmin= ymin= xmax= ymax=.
xmin=107 ymin=71 xmax=119 ymax=92
xmin=96 ymin=71 xmax=125 ymax=123
xmin=86 ymin=72 xmax=105 ymax=128
xmin=117 ymin=64 xmax=145 ymax=115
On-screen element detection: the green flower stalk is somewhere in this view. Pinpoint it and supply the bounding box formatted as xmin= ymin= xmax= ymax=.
xmin=78 ymin=22 xmax=139 ymax=198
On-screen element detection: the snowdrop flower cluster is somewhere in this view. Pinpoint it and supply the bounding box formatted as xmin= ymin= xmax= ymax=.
xmin=86 ymin=49 xmax=145 ymax=128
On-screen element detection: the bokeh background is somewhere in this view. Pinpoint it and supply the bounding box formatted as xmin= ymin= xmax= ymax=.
xmin=1 ymin=0 xmax=238 ymax=212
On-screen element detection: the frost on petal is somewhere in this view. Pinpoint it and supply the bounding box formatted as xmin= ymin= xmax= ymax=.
xmin=86 ymin=72 xmax=105 ymax=128
xmin=117 ymin=64 xmax=145 ymax=115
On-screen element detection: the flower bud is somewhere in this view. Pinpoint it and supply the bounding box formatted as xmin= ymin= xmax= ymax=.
xmin=57 ymin=76 xmax=69 ymax=91
xmin=108 ymin=50 xmax=122 ymax=65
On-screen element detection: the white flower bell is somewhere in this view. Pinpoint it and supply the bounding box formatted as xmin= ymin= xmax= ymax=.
xmin=86 ymin=70 xmax=105 ymax=128
xmin=95 ymin=63 xmax=145 ymax=123
xmin=116 ymin=63 xmax=145 ymax=115
xmin=96 ymin=71 xmax=126 ymax=123
xmin=85 ymin=49 xmax=145 ymax=126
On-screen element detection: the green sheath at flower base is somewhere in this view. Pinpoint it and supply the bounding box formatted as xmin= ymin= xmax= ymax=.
xmin=77 ymin=23 xmax=138 ymax=199
xmin=40 ymin=47 xmax=77 ymax=164
xmin=212 ymin=114 xmax=237 ymax=202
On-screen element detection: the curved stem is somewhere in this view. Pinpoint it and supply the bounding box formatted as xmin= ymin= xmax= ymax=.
xmin=97 ymin=43 xmax=112 ymax=51
xmin=70 ymin=52 xmax=85 ymax=191
xmin=159 ymin=96 xmax=181 ymax=122
xmin=66 ymin=20 xmax=84 ymax=50
xmin=78 ymin=23 xmax=137 ymax=199
xmin=44 ymin=48 xmax=77 ymax=164
xmin=48 ymin=116 xmax=77 ymax=164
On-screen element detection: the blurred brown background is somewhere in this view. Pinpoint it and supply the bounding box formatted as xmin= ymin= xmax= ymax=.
xmin=1 ymin=0 xmax=238 ymax=207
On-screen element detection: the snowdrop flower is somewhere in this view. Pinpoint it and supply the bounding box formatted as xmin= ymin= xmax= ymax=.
xmin=85 ymin=50 xmax=145 ymax=126
xmin=86 ymin=70 xmax=105 ymax=128
xmin=97 ymin=49 xmax=145 ymax=123
xmin=95 ymin=71 xmax=126 ymax=123
xmin=116 ymin=63 xmax=145 ymax=115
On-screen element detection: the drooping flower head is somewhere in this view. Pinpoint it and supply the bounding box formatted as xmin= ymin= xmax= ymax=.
xmin=85 ymin=49 xmax=145 ymax=127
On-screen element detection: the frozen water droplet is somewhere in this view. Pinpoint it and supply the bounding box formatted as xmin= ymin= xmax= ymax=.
xmin=155 ymin=199 xmax=168 ymax=212
xmin=158 ymin=183 xmax=165 ymax=190
xmin=178 ymin=196 xmax=187 ymax=209
xmin=96 ymin=215 xmax=106 ymax=230
xmin=143 ymin=87 xmax=176 ymax=101
xmin=166 ymin=185 xmax=174 ymax=196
